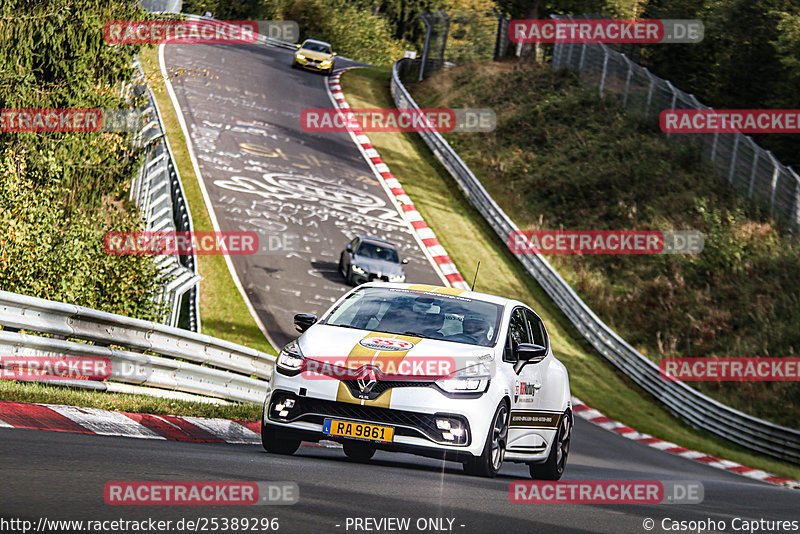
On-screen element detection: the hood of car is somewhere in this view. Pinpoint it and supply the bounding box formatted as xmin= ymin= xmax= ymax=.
xmin=298 ymin=324 xmax=494 ymax=378
xmin=296 ymin=49 xmax=332 ymax=61
xmin=351 ymin=256 xmax=404 ymax=277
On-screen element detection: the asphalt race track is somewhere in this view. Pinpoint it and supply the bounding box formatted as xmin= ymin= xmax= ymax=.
xmin=2 ymin=417 xmax=797 ymax=534
xmin=160 ymin=42 xmax=443 ymax=347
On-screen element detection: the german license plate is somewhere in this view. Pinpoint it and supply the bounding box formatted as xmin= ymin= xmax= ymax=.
xmin=323 ymin=418 xmax=394 ymax=442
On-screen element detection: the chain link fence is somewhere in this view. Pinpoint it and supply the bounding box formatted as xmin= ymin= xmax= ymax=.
xmin=551 ymin=14 xmax=800 ymax=234
xmin=417 ymin=10 xmax=510 ymax=80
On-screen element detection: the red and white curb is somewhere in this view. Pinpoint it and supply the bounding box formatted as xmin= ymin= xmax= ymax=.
xmin=0 ymin=400 xmax=339 ymax=448
xmin=0 ymin=397 xmax=796 ymax=487
xmin=326 ymin=71 xmax=470 ymax=290
xmin=572 ymin=396 xmax=800 ymax=490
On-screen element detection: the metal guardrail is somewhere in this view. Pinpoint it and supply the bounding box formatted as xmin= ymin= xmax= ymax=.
xmin=392 ymin=58 xmax=800 ymax=463
xmin=129 ymin=58 xmax=202 ymax=331
xmin=0 ymin=290 xmax=271 ymax=403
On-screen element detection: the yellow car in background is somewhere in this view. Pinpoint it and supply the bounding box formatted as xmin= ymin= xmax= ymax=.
xmin=292 ymin=39 xmax=337 ymax=75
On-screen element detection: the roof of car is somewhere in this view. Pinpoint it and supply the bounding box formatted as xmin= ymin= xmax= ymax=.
xmin=302 ymin=39 xmax=332 ymax=47
xmin=357 ymin=236 xmax=396 ymax=247
xmin=358 ymin=281 xmax=525 ymax=309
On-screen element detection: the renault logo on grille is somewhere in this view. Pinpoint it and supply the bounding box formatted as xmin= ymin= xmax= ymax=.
xmin=357 ymin=368 xmax=378 ymax=395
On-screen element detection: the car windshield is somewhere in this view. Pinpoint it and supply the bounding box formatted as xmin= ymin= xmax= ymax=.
xmin=324 ymin=287 xmax=503 ymax=347
xmin=357 ymin=242 xmax=399 ymax=263
xmin=302 ymin=42 xmax=331 ymax=54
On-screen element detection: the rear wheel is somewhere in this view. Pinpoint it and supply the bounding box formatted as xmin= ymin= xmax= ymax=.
xmin=261 ymin=422 xmax=301 ymax=455
xmin=463 ymin=402 xmax=508 ymax=478
xmin=342 ymin=441 xmax=376 ymax=462
xmin=529 ymin=411 xmax=571 ymax=480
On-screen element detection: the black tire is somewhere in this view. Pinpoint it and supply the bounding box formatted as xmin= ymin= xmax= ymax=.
xmin=261 ymin=422 xmax=301 ymax=455
xmin=291 ymin=61 xmax=298 ymax=69
xmin=342 ymin=441 xmax=376 ymax=462
xmin=529 ymin=411 xmax=571 ymax=480
xmin=338 ymin=252 xmax=346 ymax=277
xmin=463 ymin=402 xmax=508 ymax=478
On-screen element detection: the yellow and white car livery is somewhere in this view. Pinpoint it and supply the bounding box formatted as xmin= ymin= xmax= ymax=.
xmin=261 ymin=282 xmax=572 ymax=479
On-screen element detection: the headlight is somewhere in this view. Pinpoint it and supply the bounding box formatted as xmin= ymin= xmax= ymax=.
xmin=295 ymin=53 xmax=305 ymax=59
xmin=389 ymin=274 xmax=405 ymax=282
xmin=320 ymin=59 xmax=332 ymax=64
xmin=351 ymin=264 xmax=366 ymax=274
xmin=276 ymin=340 xmax=304 ymax=375
xmin=435 ymin=363 xmax=491 ymax=393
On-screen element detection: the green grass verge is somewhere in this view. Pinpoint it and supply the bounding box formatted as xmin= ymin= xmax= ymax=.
xmin=138 ymin=46 xmax=276 ymax=356
xmin=339 ymin=65 xmax=800 ymax=480
xmin=0 ymin=381 xmax=261 ymax=420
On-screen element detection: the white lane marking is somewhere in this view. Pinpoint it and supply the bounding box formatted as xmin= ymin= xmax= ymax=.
xmin=45 ymin=405 xmax=164 ymax=439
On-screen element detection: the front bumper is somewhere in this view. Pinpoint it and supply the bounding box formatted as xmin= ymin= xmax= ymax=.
xmin=263 ymin=370 xmax=499 ymax=458
xmin=294 ymin=57 xmax=333 ymax=72
xmin=265 ymin=389 xmax=476 ymax=458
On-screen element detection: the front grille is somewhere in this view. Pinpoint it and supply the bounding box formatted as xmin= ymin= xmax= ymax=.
xmin=368 ymin=273 xmax=389 ymax=282
xmin=341 ymin=380 xmax=432 ymax=400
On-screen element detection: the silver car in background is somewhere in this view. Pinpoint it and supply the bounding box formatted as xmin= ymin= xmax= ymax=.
xmin=338 ymin=236 xmax=407 ymax=285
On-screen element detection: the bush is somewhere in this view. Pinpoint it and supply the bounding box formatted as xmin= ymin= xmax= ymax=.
xmin=278 ymin=0 xmax=407 ymax=65
xmin=0 ymin=0 xmax=165 ymax=320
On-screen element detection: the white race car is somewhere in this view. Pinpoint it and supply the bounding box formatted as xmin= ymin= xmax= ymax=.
xmin=261 ymin=282 xmax=572 ymax=479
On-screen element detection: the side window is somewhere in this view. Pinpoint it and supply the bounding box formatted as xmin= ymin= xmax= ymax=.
xmin=504 ymin=308 xmax=531 ymax=362
xmin=524 ymin=309 xmax=549 ymax=350
xmin=350 ymin=237 xmax=359 ymax=251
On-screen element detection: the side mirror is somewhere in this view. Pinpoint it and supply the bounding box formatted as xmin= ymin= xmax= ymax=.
xmin=401 ymin=258 xmax=408 ymax=264
xmin=295 ymin=44 xmax=301 ymax=49
xmin=516 ymin=343 xmax=547 ymax=364
xmin=293 ymin=313 xmax=317 ymax=333
xmin=346 ymin=243 xmax=353 ymax=253
xmin=332 ymin=52 xmax=338 ymax=56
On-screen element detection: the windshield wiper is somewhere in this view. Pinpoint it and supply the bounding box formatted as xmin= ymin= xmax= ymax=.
xmin=402 ymin=331 xmax=428 ymax=338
